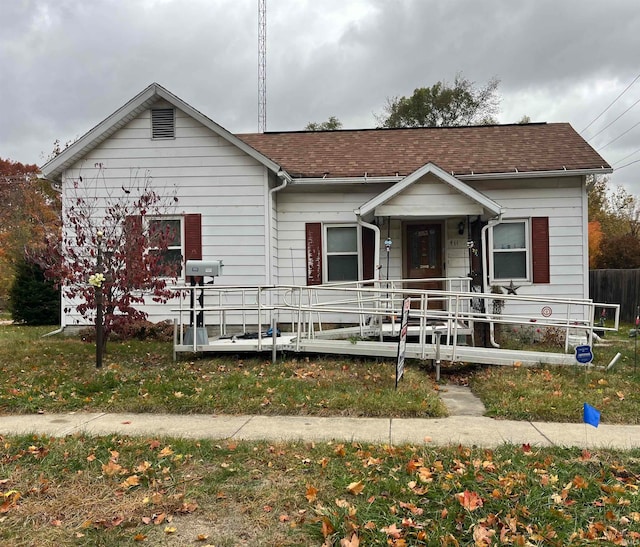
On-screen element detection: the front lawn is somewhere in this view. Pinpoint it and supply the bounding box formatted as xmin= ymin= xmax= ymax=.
xmin=1 ymin=434 xmax=639 ymax=546
xmin=471 ymin=324 xmax=640 ymax=424
xmin=0 ymin=325 xmax=445 ymax=418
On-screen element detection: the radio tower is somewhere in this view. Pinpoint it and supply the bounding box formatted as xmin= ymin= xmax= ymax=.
xmin=258 ymin=0 xmax=267 ymax=133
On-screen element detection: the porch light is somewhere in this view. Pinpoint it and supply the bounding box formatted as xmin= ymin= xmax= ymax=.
xmin=384 ymin=237 xmax=393 ymax=252
xmin=458 ymin=221 xmax=465 ymax=235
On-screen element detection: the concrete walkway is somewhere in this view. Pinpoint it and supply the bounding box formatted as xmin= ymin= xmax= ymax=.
xmin=1 ymin=411 xmax=639 ymax=449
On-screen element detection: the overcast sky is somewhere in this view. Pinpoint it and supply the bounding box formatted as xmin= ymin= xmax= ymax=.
xmin=1 ymin=0 xmax=640 ymax=194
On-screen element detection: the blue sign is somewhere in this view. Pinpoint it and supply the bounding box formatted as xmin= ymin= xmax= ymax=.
xmin=575 ymin=345 xmax=593 ymax=364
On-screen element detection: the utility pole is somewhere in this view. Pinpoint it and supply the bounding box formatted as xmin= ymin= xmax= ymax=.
xmin=258 ymin=0 xmax=267 ymax=133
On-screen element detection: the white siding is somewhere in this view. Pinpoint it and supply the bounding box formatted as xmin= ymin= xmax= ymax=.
xmin=377 ymin=173 xmax=484 ymax=217
xmin=61 ymin=103 xmax=269 ymax=325
xmin=473 ymin=176 xmax=587 ymax=318
xmin=275 ymin=175 xmax=588 ymax=323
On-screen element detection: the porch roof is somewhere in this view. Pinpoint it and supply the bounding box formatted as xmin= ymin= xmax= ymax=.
xmin=238 ymin=123 xmax=611 ymax=180
xmin=356 ymin=163 xmax=504 ymax=218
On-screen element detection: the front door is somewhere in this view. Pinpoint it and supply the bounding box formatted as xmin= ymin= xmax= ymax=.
xmin=403 ymin=222 xmax=444 ymax=307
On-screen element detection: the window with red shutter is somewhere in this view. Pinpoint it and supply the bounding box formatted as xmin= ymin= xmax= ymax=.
xmin=489 ymin=217 xmax=550 ymax=284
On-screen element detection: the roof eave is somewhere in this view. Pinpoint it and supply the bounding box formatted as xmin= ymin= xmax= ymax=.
xmin=457 ymin=167 xmax=613 ymax=181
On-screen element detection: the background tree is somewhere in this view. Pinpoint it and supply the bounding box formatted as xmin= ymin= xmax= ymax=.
xmin=588 ymin=176 xmax=640 ymax=268
xmin=9 ymin=257 xmax=59 ymax=325
xmin=378 ymin=73 xmax=500 ymax=128
xmin=0 ymin=158 xmax=60 ymax=310
xmin=43 ymin=167 xmax=179 ymax=347
xmin=305 ymin=116 xmax=343 ymax=131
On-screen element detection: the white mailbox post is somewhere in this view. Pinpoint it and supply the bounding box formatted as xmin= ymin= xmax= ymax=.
xmin=184 ymin=260 xmax=224 ymax=347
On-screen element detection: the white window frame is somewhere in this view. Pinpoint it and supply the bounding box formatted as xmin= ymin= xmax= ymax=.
xmin=147 ymin=215 xmax=184 ymax=279
xmin=323 ymin=223 xmax=361 ymax=283
xmin=489 ymin=219 xmax=531 ymax=283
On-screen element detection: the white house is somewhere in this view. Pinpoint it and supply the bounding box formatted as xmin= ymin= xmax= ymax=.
xmin=41 ymin=83 xmax=611 ymax=336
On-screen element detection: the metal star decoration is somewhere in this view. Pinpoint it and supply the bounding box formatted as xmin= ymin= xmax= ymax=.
xmin=502 ymin=280 xmax=522 ymax=295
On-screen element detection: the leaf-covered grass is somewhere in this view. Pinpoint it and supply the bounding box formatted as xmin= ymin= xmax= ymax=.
xmin=0 ymin=325 xmax=445 ymax=418
xmin=2 ymin=434 xmax=640 ymax=546
xmin=471 ymin=324 xmax=640 ymax=424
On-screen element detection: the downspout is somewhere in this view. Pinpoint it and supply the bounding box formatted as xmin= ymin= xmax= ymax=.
xmin=481 ymin=213 xmax=503 ymax=348
xmin=357 ymin=214 xmax=381 ymax=335
xmin=356 ymin=215 xmax=380 ymax=281
xmin=266 ymin=169 xmax=290 ymax=285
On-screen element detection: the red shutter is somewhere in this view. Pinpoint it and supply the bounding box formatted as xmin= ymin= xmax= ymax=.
xmin=305 ymin=222 xmax=322 ymax=285
xmin=531 ymin=217 xmax=550 ymax=284
xmin=361 ymin=226 xmax=375 ymax=281
xmin=184 ymin=214 xmax=202 ymax=260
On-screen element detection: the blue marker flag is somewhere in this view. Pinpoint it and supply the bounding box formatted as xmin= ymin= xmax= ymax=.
xmin=583 ymin=403 xmax=600 ymax=428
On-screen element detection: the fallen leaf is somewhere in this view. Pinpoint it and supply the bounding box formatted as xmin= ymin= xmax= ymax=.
xmin=133 ymin=533 xmax=147 ymax=541
xmin=120 ymin=475 xmax=141 ymax=489
xmin=164 ymin=526 xmax=177 ymax=534
xmin=158 ymin=446 xmax=174 ymax=458
xmin=153 ymin=512 xmax=166 ymax=525
xmin=381 ymin=523 xmax=402 ymax=539
xmin=102 ymin=460 xmax=123 ymax=476
xmin=340 ymin=532 xmax=360 ymax=547
xmin=321 ymin=517 xmax=335 ymax=538
xmin=196 ymin=534 xmax=209 ymax=541
xmin=456 ymin=489 xmax=483 ymax=511
xmin=346 ymin=481 xmax=364 ymax=496
xmin=306 ymin=485 xmax=318 ymax=503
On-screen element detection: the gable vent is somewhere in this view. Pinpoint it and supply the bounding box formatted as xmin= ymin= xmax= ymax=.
xmin=151 ymin=108 xmax=175 ymax=139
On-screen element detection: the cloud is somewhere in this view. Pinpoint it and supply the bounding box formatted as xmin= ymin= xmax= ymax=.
xmin=1 ymin=0 xmax=638 ymax=191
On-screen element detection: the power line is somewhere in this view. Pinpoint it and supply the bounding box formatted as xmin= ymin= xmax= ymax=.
xmin=612 ymin=146 xmax=640 ymax=166
xmin=597 ymin=118 xmax=640 ymax=150
xmin=581 ymin=72 xmax=640 ymax=134
xmin=588 ymin=94 xmax=640 ymax=142
xmin=614 ymin=157 xmax=640 ymax=172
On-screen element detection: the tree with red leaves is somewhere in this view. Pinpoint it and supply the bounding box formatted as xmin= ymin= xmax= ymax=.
xmin=44 ymin=166 xmax=180 ymax=350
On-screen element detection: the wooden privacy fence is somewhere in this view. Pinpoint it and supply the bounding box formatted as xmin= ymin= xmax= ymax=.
xmin=590 ymin=269 xmax=640 ymax=323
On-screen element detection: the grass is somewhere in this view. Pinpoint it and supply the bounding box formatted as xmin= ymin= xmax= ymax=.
xmin=3 ymin=324 xmax=640 ymax=544
xmin=1 ymin=434 xmax=640 ymax=546
xmin=3 ymin=323 xmax=640 ymax=423
xmin=471 ymin=323 xmax=640 ymax=424
xmin=0 ymin=325 xmax=445 ymax=418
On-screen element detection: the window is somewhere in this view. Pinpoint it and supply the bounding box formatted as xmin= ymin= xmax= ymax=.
xmin=325 ymin=224 xmax=359 ymax=282
xmin=151 ymin=108 xmax=175 ymax=139
xmin=148 ymin=217 xmax=183 ymax=276
xmin=490 ymin=220 xmax=529 ymax=281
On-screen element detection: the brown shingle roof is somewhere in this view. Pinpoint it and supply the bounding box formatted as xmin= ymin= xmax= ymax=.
xmin=237 ymin=123 xmax=610 ymax=179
